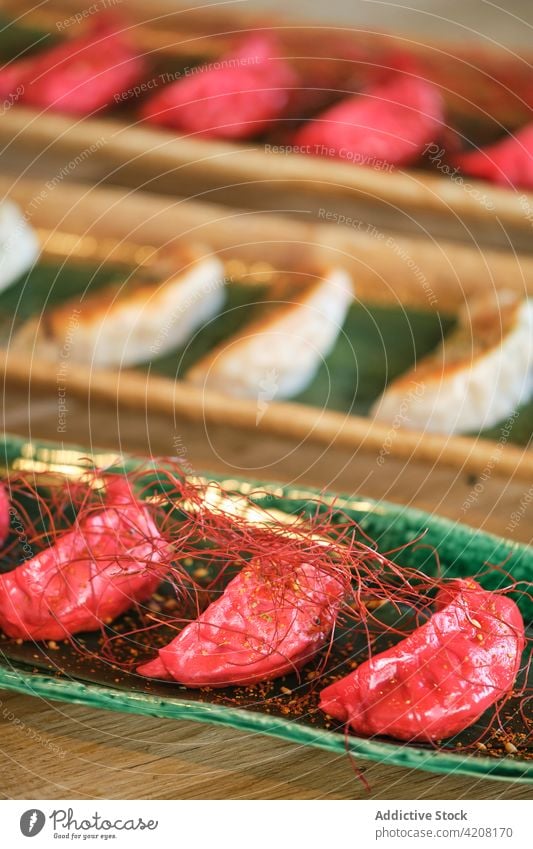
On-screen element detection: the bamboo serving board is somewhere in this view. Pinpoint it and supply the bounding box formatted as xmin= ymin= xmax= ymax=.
xmin=1 ymin=176 xmax=531 ymax=481
xmin=1 ymin=1 xmax=532 ymax=250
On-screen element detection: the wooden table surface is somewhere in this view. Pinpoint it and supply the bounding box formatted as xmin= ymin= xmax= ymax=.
xmin=0 ymin=387 xmax=531 ymax=800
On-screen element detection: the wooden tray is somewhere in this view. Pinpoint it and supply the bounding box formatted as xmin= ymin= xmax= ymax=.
xmin=0 ymin=1 xmax=532 ymax=251
xmin=1 ymin=176 xmax=532 ymax=481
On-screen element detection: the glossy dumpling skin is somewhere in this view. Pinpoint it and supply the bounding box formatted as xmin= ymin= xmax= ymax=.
xmin=186 ymin=267 xmax=354 ymax=400
xmin=0 ymin=477 xmax=170 ymax=640
xmin=320 ymin=579 xmax=524 ymax=742
xmin=371 ymin=291 xmax=533 ymax=434
xmin=138 ymin=558 xmax=346 ymax=687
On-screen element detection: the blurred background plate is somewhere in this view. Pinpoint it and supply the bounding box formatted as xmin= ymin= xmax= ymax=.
xmin=0 ymin=1 xmax=532 ymax=250
xmin=1 ymin=178 xmax=532 ymax=481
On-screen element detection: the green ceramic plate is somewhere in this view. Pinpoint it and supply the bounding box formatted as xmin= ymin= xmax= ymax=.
xmin=2 ymin=260 xmax=532 ymax=444
xmin=0 ymin=433 xmax=531 ymax=784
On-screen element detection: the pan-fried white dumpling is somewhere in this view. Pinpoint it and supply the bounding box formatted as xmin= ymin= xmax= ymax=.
xmin=186 ymin=267 xmax=354 ymax=399
xmin=0 ymin=200 xmax=40 ymax=291
xmin=371 ymin=290 xmax=533 ymax=434
xmin=13 ymin=247 xmax=225 ymax=367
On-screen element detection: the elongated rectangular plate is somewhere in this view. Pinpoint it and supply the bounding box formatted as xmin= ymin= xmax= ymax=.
xmin=1 ymin=178 xmax=533 ymax=483
xmin=0 ymin=433 xmax=531 ymax=784
xmin=3 ymin=259 xmax=531 ymax=447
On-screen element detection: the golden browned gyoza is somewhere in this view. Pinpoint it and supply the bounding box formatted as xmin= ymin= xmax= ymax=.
xmin=186 ymin=266 xmax=354 ymax=399
xmin=13 ymin=245 xmax=225 ymax=368
xmin=371 ymin=290 xmax=533 ymax=434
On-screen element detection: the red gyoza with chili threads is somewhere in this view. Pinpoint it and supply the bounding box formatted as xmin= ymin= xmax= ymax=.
xmin=141 ymin=34 xmax=299 ymax=139
xmin=138 ymin=554 xmax=347 ymax=687
xmin=451 ymin=124 xmax=533 ymax=190
xmin=136 ymin=488 xmax=443 ymax=690
xmin=292 ymin=73 xmax=445 ymax=167
xmin=0 ymin=476 xmax=170 ymax=640
xmin=320 ymin=579 xmax=525 ymax=742
xmin=0 ymin=16 xmax=145 ymax=114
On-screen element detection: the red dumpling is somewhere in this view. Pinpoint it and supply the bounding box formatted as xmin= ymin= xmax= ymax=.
xmin=293 ymin=74 xmax=444 ymax=167
xmin=138 ymin=557 xmax=345 ymax=687
xmin=451 ymin=124 xmax=533 ymax=190
xmin=0 ymin=477 xmax=170 ymax=640
xmin=141 ymin=34 xmax=298 ymax=139
xmin=320 ymin=579 xmax=524 ymax=742
xmin=0 ymin=17 xmax=145 ymax=115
